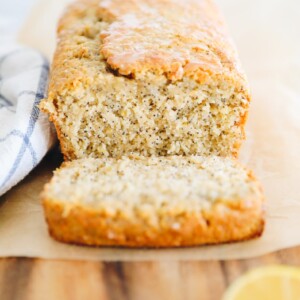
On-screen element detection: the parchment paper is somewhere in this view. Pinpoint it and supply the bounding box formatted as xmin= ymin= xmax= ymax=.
xmin=0 ymin=0 xmax=299 ymax=261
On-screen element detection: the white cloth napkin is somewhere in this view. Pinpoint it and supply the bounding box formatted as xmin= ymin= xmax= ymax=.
xmin=0 ymin=44 xmax=56 ymax=196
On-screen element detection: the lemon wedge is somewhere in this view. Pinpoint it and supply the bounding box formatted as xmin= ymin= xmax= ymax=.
xmin=222 ymin=265 xmax=300 ymax=300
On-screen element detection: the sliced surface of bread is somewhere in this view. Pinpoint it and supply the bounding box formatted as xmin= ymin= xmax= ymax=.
xmin=40 ymin=0 xmax=250 ymax=160
xmin=42 ymin=156 xmax=264 ymax=247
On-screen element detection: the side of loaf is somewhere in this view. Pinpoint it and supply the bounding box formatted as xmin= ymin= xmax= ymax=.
xmin=41 ymin=156 xmax=264 ymax=247
xmin=40 ymin=0 xmax=251 ymax=160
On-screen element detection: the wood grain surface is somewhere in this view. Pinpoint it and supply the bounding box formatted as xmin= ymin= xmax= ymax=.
xmin=1 ymin=246 xmax=300 ymax=300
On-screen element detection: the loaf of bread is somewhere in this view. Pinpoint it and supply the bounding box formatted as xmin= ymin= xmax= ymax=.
xmin=42 ymin=156 xmax=264 ymax=247
xmin=40 ymin=0 xmax=251 ymax=160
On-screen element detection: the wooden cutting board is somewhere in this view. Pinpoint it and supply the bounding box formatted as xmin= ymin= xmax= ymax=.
xmin=1 ymin=243 xmax=300 ymax=300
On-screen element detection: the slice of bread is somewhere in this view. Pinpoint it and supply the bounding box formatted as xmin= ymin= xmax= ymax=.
xmin=41 ymin=156 xmax=264 ymax=247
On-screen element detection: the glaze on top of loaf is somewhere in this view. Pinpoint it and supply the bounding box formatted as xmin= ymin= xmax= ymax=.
xmin=100 ymin=0 xmax=238 ymax=82
xmin=57 ymin=0 xmax=248 ymax=84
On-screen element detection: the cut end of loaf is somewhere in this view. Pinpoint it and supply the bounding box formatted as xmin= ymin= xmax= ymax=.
xmin=41 ymin=156 xmax=264 ymax=247
xmin=42 ymin=76 xmax=249 ymax=160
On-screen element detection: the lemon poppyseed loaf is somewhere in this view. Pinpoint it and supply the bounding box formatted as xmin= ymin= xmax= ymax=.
xmin=41 ymin=156 xmax=264 ymax=247
xmin=40 ymin=0 xmax=251 ymax=160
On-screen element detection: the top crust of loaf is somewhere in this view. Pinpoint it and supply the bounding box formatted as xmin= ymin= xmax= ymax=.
xmin=52 ymin=0 xmax=249 ymax=90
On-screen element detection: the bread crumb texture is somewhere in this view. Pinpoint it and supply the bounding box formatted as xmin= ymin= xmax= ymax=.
xmin=41 ymin=0 xmax=251 ymax=160
xmin=42 ymin=156 xmax=264 ymax=247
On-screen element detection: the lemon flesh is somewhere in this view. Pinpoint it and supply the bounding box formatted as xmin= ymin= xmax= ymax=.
xmin=223 ymin=265 xmax=300 ymax=300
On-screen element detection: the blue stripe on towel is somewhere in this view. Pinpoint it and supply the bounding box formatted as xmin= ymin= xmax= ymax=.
xmin=0 ymin=93 xmax=13 ymax=106
xmin=0 ymin=130 xmax=38 ymax=166
xmin=18 ymin=90 xmax=45 ymax=99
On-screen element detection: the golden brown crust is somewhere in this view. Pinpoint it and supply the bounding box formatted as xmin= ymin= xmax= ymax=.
xmin=50 ymin=0 xmax=250 ymax=91
xmin=41 ymin=191 xmax=264 ymax=248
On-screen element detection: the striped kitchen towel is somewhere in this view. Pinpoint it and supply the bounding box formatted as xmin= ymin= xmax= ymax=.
xmin=0 ymin=44 xmax=56 ymax=196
